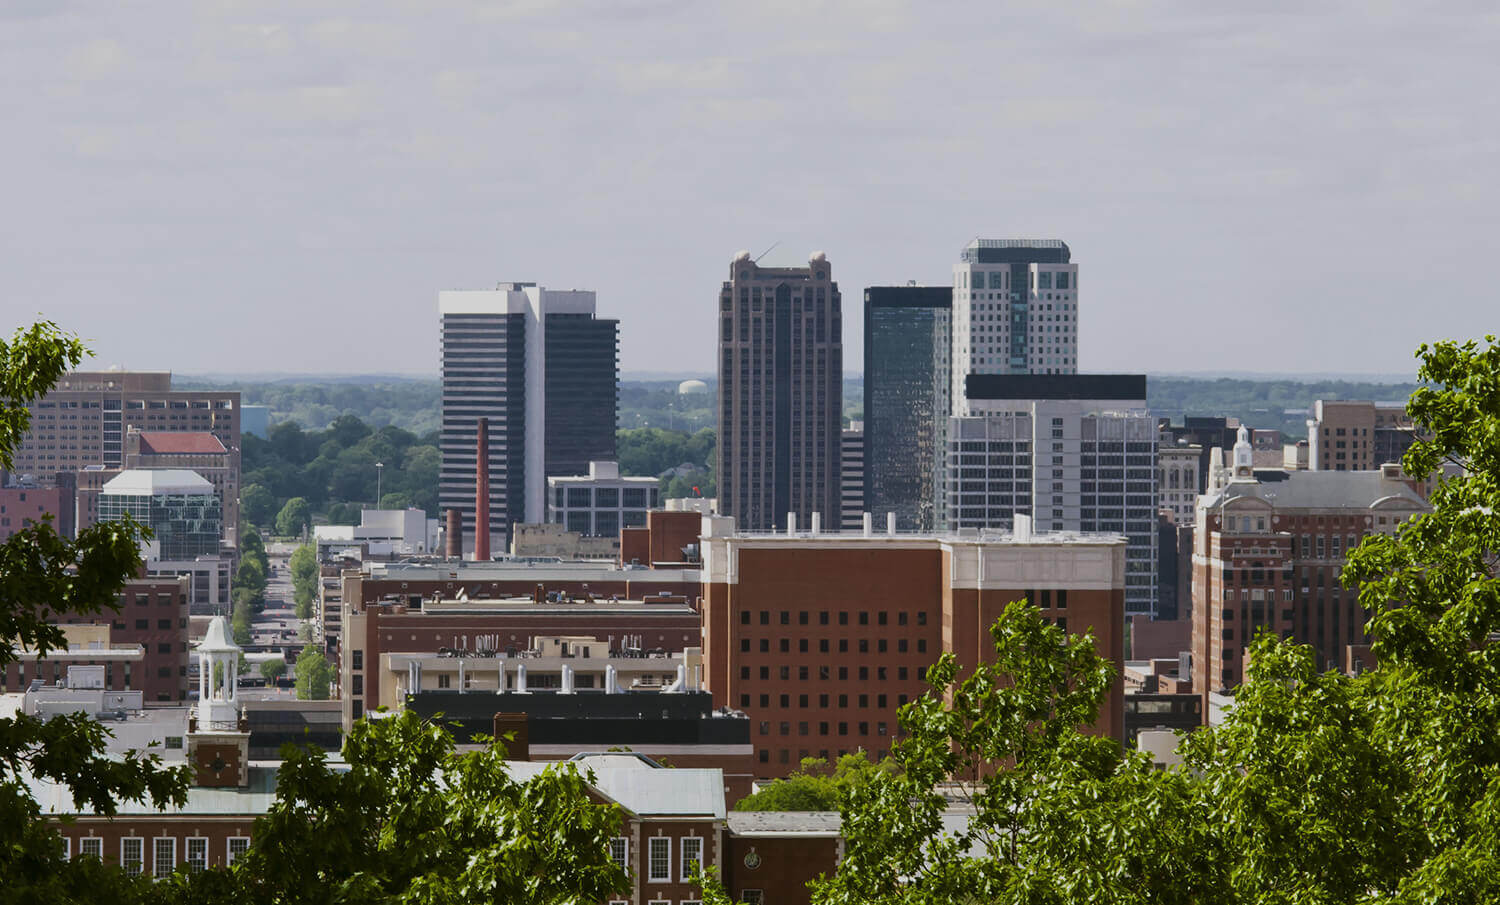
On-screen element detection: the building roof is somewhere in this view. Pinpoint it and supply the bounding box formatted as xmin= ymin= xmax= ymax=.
xmin=727 ymin=811 xmax=843 ymax=837
xmin=196 ymin=615 xmax=240 ymax=653
xmin=34 ymin=754 xmax=726 ymax=820
xmin=100 ymin=469 xmax=214 ymax=496
xmin=135 ymin=432 xmax=227 ymax=455
xmin=1201 ymin=469 xmax=1430 ymax=511
xmin=965 ymin=373 xmax=1147 ymax=402
xmin=507 ymin=760 xmax=728 ymax=818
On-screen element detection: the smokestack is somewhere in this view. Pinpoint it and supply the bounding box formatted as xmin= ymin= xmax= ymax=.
xmin=445 ymin=509 xmax=462 ymax=558
xmin=474 ymin=417 xmax=491 ymax=561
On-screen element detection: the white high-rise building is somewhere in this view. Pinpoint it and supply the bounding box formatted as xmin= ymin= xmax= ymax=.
xmin=944 ymin=374 xmax=1159 ymax=615
xmin=948 ymin=239 xmax=1078 ymax=416
xmin=438 ymin=285 xmax=618 ymax=552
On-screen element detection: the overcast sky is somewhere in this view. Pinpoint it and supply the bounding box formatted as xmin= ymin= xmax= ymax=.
xmin=5 ymin=0 xmax=1496 ymax=378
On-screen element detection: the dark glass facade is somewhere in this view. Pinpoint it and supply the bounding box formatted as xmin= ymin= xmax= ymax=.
xmin=544 ymin=313 xmax=619 ymax=479
xmin=863 ymin=287 xmax=951 ymax=531
xmin=439 ymin=312 xmax=525 ymax=544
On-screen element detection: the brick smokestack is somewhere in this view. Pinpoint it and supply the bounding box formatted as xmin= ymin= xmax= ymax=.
xmin=474 ymin=416 xmax=491 ymax=561
xmin=445 ymin=508 xmax=462 ymax=558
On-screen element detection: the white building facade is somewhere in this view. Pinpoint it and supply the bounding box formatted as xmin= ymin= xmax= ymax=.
xmin=546 ymin=461 xmax=659 ymax=538
xmin=949 ymin=239 xmax=1078 ymax=416
xmin=944 ymin=375 xmax=1159 ymax=614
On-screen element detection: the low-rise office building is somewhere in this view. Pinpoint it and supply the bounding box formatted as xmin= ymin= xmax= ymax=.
xmin=339 ymin=575 xmax=702 ymax=729
xmin=700 ymin=513 xmax=1127 ymax=776
xmin=546 ymin=460 xmax=660 ymax=538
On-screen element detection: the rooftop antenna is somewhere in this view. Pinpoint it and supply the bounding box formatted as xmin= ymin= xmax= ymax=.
xmin=753 ymin=241 xmax=780 ymax=264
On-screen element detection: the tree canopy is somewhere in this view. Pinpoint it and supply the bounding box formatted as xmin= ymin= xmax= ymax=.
xmin=295 ymin=645 xmax=334 ymax=700
xmin=289 ymin=544 xmax=318 ymax=620
xmin=274 ymin=497 xmax=312 ymax=538
xmin=816 ymin=335 xmax=1500 ymax=905
xmin=734 ymin=753 xmax=891 ymax=812
xmin=0 ymin=322 xmax=191 ymax=900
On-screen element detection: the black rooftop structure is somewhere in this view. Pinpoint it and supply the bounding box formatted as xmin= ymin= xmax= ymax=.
xmin=959 ymin=238 xmax=1071 ymax=265
xmin=406 ymin=689 xmax=749 ymax=747
xmin=965 ymin=373 xmax=1147 ymax=401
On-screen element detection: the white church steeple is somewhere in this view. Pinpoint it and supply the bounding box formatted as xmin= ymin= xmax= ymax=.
xmin=1231 ymin=425 xmax=1255 ymax=481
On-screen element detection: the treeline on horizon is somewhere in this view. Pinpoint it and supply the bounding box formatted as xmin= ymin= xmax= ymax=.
xmin=187 ymin=375 xmax=1420 ymax=440
xmin=226 ymin=375 xmax=1421 ymax=529
xmin=241 ymin=418 xmax=717 ymax=529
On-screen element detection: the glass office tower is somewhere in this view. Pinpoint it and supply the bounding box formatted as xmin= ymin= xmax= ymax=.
xmin=863 ymin=286 xmax=951 ymax=531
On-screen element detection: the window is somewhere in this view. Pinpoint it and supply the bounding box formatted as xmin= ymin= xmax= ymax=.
xmin=648 ymin=837 xmax=671 ymax=882
xmin=681 ymin=835 xmax=703 ymax=881
xmin=122 ymin=837 xmax=144 ymax=876
xmin=352 ymin=650 xmax=363 ymax=671
xmin=610 ymin=837 xmax=629 ymax=872
xmin=741 ymin=891 xmax=765 ymax=905
xmin=154 ymin=837 xmax=176 ymax=876
xmin=227 ymin=837 xmax=249 ymax=866
xmin=186 ymin=837 xmax=208 ymax=873
xmin=80 ymin=837 xmax=102 ymax=860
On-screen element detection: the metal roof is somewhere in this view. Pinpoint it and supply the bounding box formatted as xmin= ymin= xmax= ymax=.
xmin=100 ymin=469 xmax=214 ymax=496
xmin=1202 ymin=470 xmax=1430 ymax=511
xmin=727 ymin=811 xmax=842 ymax=836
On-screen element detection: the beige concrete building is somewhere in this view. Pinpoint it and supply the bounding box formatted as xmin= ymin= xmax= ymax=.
xmin=1157 ymin=443 xmax=1202 ymax=524
xmin=11 ymin=371 xmax=239 ymax=477
xmin=510 ymin=522 xmax=619 ymax=560
xmin=716 ymin=251 xmax=842 ymax=532
xmin=1307 ymin=400 xmax=1416 ymax=471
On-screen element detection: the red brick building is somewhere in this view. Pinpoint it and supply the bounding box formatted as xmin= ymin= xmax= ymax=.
xmin=1 ymin=575 xmax=190 ymax=702
xmin=338 ymin=563 xmax=703 ymax=728
xmin=619 ymin=509 xmax=703 ymax=567
xmin=1192 ymin=435 xmax=1430 ymax=706
xmin=699 ymin=515 xmax=1127 ymax=777
xmin=0 ymin=484 xmax=74 ymax=541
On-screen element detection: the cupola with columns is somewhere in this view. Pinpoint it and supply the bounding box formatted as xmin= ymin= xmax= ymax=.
xmin=186 ymin=615 xmax=250 ymax=787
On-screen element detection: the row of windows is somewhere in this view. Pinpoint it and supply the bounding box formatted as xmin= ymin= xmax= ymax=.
xmin=740 ymin=610 xmax=927 ymax=627
xmin=744 ymin=691 xmax=908 ymax=710
xmin=739 ymin=664 xmax=921 ymax=682
xmin=760 ymin=719 xmax=890 ymax=737
xmin=612 ymin=835 xmax=703 ymax=884
xmin=71 ymin=835 xmax=249 ymax=876
xmin=740 ymin=637 xmax=919 ymax=654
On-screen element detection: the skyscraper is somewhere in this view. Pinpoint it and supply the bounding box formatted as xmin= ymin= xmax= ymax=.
xmin=863 ymin=285 xmax=951 ymax=531
xmin=945 ymin=374 xmax=1160 ymax=614
xmin=439 ymin=284 xmax=618 ymax=552
xmin=717 ymin=251 xmax=842 ymax=531
xmin=948 ymin=239 xmax=1078 ymax=416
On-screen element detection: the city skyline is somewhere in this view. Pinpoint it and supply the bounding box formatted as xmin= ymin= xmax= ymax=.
xmin=6 ymin=2 xmax=1496 ymax=376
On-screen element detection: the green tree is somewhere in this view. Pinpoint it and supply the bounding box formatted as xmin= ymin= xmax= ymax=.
xmin=289 ymin=544 xmax=318 ymax=620
xmin=0 ymin=321 xmax=190 ymax=898
xmin=231 ymin=588 xmax=255 ymax=647
xmin=819 ymin=336 xmax=1500 ymax=905
xmin=275 ymin=496 xmax=312 ymax=538
xmin=295 ymin=645 xmax=334 ymax=700
xmin=260 ymin=659 xmax=287 ymax=683
xmin=229 ymin=710 xmax=629 ymax=903
xmin=235 ymin=554 xmax=266 ymax=595
xmin=240 ymin=483 xmax=277 ymax=530
xmin=813 ymin=602 xmax=1207 ymax=905
xmin=735 ymin=753 xmax=890 ymax=812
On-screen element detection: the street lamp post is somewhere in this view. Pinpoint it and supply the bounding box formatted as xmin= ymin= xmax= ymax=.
xmin=375 ymin=462 xmax=384 ymax=508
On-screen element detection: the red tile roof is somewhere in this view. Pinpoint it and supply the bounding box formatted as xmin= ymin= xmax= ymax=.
xmin=135 ymin=432 xmax=227 ymax=455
